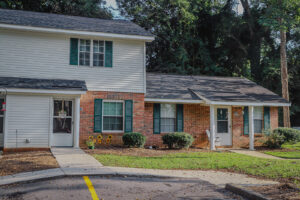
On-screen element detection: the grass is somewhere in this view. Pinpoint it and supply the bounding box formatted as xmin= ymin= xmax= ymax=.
xmin=264 ymin=151 xmax=300 ymax=159
xmin=282 ymin=142 xmax=300 ymax=150
xmin=93 ymin=152 xmax=300 ymax=180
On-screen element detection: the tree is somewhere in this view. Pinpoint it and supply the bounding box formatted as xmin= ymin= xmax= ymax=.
xmin=0 ymin=0 xmax=112 ymax=19
xmin=259 ymin=0 xmax=300 ymax=127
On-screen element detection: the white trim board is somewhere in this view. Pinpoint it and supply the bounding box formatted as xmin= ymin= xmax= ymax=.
xmin=145 ymin=98 xmax=204 ymax=104
xmin=0 ymin=24 xmax=155 ymax=42
xmin=208 ymin=101 xmax=291 ymax=107
xmin=6 ymin=88 xmax=86 ymax=95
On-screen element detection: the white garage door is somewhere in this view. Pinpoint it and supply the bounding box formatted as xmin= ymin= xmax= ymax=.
xmin=6 ymin=95 xmax=50 ymax=148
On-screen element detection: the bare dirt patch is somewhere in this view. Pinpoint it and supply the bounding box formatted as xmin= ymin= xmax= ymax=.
xmin=0 ymin=151 xmax=59 ymax=176
xmin=84 ymin=146 xmax=214 ymax=157
xmin=250 ymin=183 xmax=300 ymax=200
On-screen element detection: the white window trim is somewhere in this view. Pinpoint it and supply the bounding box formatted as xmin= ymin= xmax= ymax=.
xmin=102 ymin=100 xmax=124 ymax=133
xmin=77 ymin=39 xmax=106 ymax=68
xmin=0 ymin=97 xmax=4 ymax=134
xmin=160 ymin=103 xmax=176 ymax=133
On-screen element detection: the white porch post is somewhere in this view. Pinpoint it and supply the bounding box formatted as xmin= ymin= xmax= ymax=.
xmin=74 ymin=97 xmax=80 ymax=148
xmin=249 ymin=106 xmax=255 ymax=150
xmin=210 ymin=105 xmax=216 ymax=150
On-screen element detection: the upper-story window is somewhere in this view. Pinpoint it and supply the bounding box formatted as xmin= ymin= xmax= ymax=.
xmin=70 ymin=38 xmax=113 ymax=68
xmin=93 ymin=40 xmax=104 ymax=67
xmin=79 ymin=39 xmax=90 ymax=66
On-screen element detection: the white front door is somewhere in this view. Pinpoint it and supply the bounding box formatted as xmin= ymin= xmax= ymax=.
xmin=215 ymin=106 xmax=232 ymax=146
xmin=52 ymin=100 xmax=74 ymax=147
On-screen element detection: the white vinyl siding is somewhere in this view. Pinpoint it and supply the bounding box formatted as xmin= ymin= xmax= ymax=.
xmin=0 ymin=29 xmax=145 ymax=93
xmin=5 ymin=95 xmax=51 ymax=148
xmin=0 ymin=98 xmax=4 ymax=146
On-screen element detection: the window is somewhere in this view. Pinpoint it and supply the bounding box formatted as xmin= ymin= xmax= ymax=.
xmin=254 ymin=107 xmax=263 ymax=133
xmin=103 ymin=101 xmax=123 ymax=131
xmin=53 ymin=100 xmax=73 ymax=133
xmin=160 ymin=104 xmax=176 ymax=133
xmin=217 ymin=108 xmax=228 ymax=133
xmin=93 ymin=40 xmax=104 ymax=67
xmin=79 ymin=39 xmax=90 ymax=66
xmin=0 ymin=98 xmax=4 ymax=134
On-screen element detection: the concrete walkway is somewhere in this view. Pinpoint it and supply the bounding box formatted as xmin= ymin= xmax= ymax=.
xmin=51 ymin=147 xmax=103 ymax=175
xmin=0 ymin=148 xmax=279 ymax=187
xmin=229 ymin=149 xmax=283 ymax=160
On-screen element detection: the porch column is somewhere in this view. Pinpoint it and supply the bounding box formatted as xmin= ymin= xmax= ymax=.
xmin=249 ymin=106 xmax=255 ymax=150
xmin=74 ymin=96 xmax=80 ymax=148
xmin=210 ymin=105 xmax=216 ymax=150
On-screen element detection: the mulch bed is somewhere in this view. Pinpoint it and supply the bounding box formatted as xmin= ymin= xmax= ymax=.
xmin=0 ymin=151 xmax=59 ymax=176
xmin=250 ymin=183 xmax=300 ymax=200
xmin=84 ymin=146 xmax=214 ymax=157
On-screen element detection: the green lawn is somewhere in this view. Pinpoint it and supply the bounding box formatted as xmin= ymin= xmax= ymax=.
xmin=282 ymin=142 xmax=300 ymax=150
xmin=93 ymin=152 xmax=300 ymax=180
xmin=264 ymin=151 xmax=300 ymax=159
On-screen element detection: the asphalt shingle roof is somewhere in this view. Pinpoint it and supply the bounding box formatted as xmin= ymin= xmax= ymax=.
xmin=0 ymin=8 xmax=153 ymax=37
xmin=146 ymin=73 xmax=289 ymax=104
xmin=0 ymin=77 xmax=87 ymax=91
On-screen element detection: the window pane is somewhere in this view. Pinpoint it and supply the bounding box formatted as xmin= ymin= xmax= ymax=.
xmin=254 ymin=107 xmax=263 ymax=120
xmin=160 ymin=104 xmax=176 ymax=118
xmin=103 ymin=116 xmax=123 ymax=131
xmin=254 ymin=119 xmax=263 ymax=133
xmin=116 ymin=103 xmax=123 ymax=116
xmin=53 ymin=118 xmax=72 ymax=133
xmin=217 ymin=108 xmax=228 ymax=120
xmin=161 ymin=118 xmax=175 ymax=133
xmin=54 ymin=100 xmax=62 ymax=116
xmin=0 ymin=117 xmax=3 ymax=133
xmin=0 ymin=99 xmax=4 ymax=115
xmin=64 ymin=101 xmax=72 ymax=116
xmin=217 ymin=121 xmax=228 ymax=133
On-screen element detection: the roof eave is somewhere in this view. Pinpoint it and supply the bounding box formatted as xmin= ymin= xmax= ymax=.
xmin=145 ymin=98 xmax=204 ymax=104
xmin=0 ymin=23 xmax=155 ymax=41
xmin=5 ymin=88 xmax=86 ymax=95
xmin=207 ymin=100 xmax=291 ymax=107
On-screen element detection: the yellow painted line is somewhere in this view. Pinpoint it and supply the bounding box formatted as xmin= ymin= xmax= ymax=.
xmin=83 ymin=176 xmax=99 ymax=200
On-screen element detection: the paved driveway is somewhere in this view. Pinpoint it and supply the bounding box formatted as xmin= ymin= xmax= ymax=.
xmin=0 ymin=176 xmax=242 ymax=200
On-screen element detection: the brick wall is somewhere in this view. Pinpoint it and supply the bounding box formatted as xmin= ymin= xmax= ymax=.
xmin=232 ymin=106 xmax=279 ymax=148
xmin=79 ymin=91 xmax=144 ymax=147
xmin=144 ymin=103 xmax=210 ymax=148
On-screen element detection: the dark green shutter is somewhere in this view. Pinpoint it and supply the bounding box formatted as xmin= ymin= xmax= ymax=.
xmin=264 ymin=107 xmax=270 ymax=130
xmin=94 ymin=99 xmax=102 ymax=132
xmin=125 ymin=100 xmax=133 ymax=133
xmin=176 ymin=104 xmax=184 ymax=132
xmin=70 ymin=38 xmax=78 ymax=65
xmin=105 ymin=41 xmax=113 ymax=67
xmin=153 ymin=103 xmax=160 ymax=134
xmin=243 ymin=106 xmax=249 ymax=135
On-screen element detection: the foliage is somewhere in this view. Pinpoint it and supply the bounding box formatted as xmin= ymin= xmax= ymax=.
xmin=0 ymin=0 xmax=112 ymax=19
xmin=162 ymin=132 xmax=194 ymax=149
xmin=122 ymin=132 xmax=146 ymax=148
xmin=86 ymin=138 xmax=95 ymax=147
xmin=274 ymin=127 xmax=300 ymax=142
xmin=264 ymin=151 xmax=300 ymax=159
xmin=93 ymin=152 xmax=300 ymax=180
xmin=264 ymin=129 xmax=285 ymax=148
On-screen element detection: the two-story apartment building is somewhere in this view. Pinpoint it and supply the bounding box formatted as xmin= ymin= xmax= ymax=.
xmin=0 ymin=9 xmax=290 ymax=151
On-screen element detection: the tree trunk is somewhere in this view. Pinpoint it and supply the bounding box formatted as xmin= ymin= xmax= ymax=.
xmin=280 ymin=30 xmax=290 ymax=127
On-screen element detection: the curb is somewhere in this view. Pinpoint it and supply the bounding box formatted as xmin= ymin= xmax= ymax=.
xmin=0 ymin=170 xmax=174 ymax=187
xmin=225 ymin=183 xmax=270 ymax=200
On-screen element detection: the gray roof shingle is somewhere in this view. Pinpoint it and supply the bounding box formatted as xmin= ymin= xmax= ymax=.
xmin=0 ymin=8 xmax=153 ymax=37
xmin=146 ymin=73 xmax=289 ymax=104
xmin=0 ymin=77 xmax=87 ymax=91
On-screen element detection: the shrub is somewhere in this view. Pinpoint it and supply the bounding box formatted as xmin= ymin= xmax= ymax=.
xmin=273 ymin=128 xmax=300 ymax=143
xmin=162 ymin=132 xmax=194 ymax=149
xmin=122 ymin=132 xmax=146 ymax=148
xmin=263 ymin=130 xmax=285 ymax=148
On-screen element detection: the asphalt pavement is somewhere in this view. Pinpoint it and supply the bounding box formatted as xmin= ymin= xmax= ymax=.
xmin=0 ymin=175 xmax=243 ymax=200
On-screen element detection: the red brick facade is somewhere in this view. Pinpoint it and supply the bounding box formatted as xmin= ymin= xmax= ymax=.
xmin=79 ymin=91 xmax=144 ymax=147
xmin=79 ymin=91 xmax=279 ymax=148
